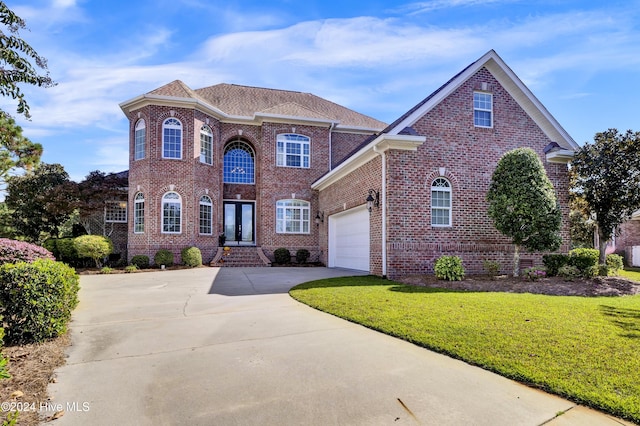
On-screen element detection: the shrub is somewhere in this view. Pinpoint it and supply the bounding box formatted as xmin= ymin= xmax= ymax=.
xmin=130 ymin=255 xmax=150 ymax=269
xmin=274 ymin=248 xmax=291 ymax=264
xmin=568 ymin=248 xmax=599 ymax=277
xmin=181 ymin=246 xmax=202 ymax=267
xmin=296 ymin=249 xmax=310 ymax=264
xmin=483 ymin=260 xmax=500 ymax=279
xmin=44 ymin=237 xmax=85 ymax=267
xmin=434 ymin=255 xmax=465 ymax=281
xmin=606 ymin=254 xmax=624 ymax=276
xmin=558 ymin=265 xmax=580 ymax=281
xmin=124 ymin=265 xmax=137 ymax=273
xmin=154 ymin=249 xmax=174 ymax=267
xmin=74 ymin=235 xmax=113 ymax=268
xmin=523 ymin=266 xmax=547 ymax=281
xmin=0 ymin=238 xmax=54 ymax=266
xmin=100 ymin=266 xmax=113 ymax=274
xmin=0 ymin=259 xmax=79 ymax=343
xmin=542 ymin=254 xmax=570 ymax=277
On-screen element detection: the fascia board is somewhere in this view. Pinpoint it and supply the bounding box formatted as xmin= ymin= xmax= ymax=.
xmin=312 ymin=134 xmax=425 ymax=191
xmin=335 ymin=124 xmax=385 ymax=134
xmin=255 ymin=112 xmax=338 ymax=127
xmin=119 ymin=94 xmax=246 ymax=122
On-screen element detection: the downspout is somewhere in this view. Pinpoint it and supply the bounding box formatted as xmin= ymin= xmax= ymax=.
xmin=328 ymin=122 xmax=336 ymax=170
xmin=373 ymin=144 xmax=387 ymax=277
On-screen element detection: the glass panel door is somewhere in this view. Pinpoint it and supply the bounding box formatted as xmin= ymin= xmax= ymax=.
xmin=224 ymin=203 xmax=236 ymax=242
xmin=223 ymin=202 xmax=255 ymax=244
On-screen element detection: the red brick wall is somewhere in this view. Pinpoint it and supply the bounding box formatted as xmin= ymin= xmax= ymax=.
xmin=617 ymin=220 xmax=640 ymax=265
xmin=331 ymin=132 xmax=373 ymax=168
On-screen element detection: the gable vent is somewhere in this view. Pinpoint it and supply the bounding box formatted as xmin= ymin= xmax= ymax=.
xmin=475 ymin=82 xmax=493 ymax=92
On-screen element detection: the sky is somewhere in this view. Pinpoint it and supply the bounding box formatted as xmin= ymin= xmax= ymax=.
xmin=3 ymin=0 xmax=640 ymax=182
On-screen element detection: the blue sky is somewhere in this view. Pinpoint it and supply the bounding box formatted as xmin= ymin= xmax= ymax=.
xmin=3 ymin=0 xmax=640 ymax=182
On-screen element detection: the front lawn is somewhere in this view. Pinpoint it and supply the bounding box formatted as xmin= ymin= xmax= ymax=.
xmin=290 ymin=276 xmax=640 ymax=423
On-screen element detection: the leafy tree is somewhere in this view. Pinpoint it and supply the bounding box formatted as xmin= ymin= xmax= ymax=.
xmin=76 ymin=170 xmax=128 ymax=235
xmin=5 ymin=163 xmax=78 ymax=242
xmin=0 ymin=1 xmax=55 ymax=119
xmin=74 ymin=235 xmax=113 ymax=268
xmin=571 ymin=129 xmax=640 ymax=264
xmin=487 ymin=147 xmax=562 ymax=276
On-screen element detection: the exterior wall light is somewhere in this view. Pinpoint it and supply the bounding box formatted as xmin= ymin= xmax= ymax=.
xmin=366 ymin=189 xmax=380 ymax=213
xmin=315 ymin=212 xmax=324 ymax=225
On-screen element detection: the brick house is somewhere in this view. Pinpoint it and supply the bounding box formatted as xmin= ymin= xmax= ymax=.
xmin=616 ymin=214 xmax=640 ymax=266
xmin=120 ymin=50 xmax=577 ymax=278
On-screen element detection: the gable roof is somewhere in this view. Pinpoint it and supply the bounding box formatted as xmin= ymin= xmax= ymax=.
xmin=121 ymin=82 xmax=386 ymax=132
xmin=313 ymin=50 xmax=577 ymax=190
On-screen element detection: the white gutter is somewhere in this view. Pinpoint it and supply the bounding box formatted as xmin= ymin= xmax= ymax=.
xmin=373 ymin=145 xmax=387 ymax=277
xmin=328 ymin=121 xmax=337 ymax=170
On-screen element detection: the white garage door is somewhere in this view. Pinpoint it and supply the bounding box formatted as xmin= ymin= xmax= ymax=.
xmin=328 ymin=205 xmax=370 ymax=272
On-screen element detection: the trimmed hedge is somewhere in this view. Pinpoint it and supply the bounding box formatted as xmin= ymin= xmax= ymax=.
xmin=274 ymin=248 xmax=291 ymax=264
xmin=181 ymin=247 xmax=202 ymax=267
xmin=130 ymin=255 xmax=150 ymax=269
xmin=542 ymin=254 xmax=570 ymax=277
xmin=0 ymin=238 xmax=54 ymax=266
xmin=44 ymin=237 xmax=83 ymax=266
xmin=296 ymin=249 xmax=310 ymax=264
xmin=154 ymin=249 xmax=174 ymax=267
xmin=74 ymin=235 xmax=113 ymax=268
xmin=568 ymin=248 xmax=599 ymax=277
xmin=0 ymin=259 xmax=79 ymax=343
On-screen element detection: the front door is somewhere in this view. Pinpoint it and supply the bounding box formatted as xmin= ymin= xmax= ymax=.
xmin=224 ymin=202 xmax=255 ymax=244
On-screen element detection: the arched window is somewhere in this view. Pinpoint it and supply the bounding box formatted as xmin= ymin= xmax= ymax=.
xmin=163 ymin=118 xmax=182 ymax=159
xmin=162 ymin=192 xmax=182 ymax=233
xmin=134 ymin=192 xmax=145 ymax=233
xmin=223 ymin=141 xmax=254 ymax=184
xmin=277 ymin=133 xmax=310 ymax=168
xmin=276 ymin=199 xmax=310 ymax=234
xmin=199 ymin=195 xmax=213 ymax=235
xmin=134 ymin=119 xmax=146 ymax=160
xmin=200 ymin=125 xmax=213 ymax=165
xmin=431 ymin=178 xmax=452 ymax=227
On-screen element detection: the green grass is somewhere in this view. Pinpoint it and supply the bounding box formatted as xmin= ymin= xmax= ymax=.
xmin=290 ymin=276 xmax=640 ymax=422
xmin=619 ymin=268 xmax=640 ymax=282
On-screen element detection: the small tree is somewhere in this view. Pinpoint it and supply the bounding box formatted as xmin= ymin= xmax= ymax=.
xmin=74 ymin=235 xmax=113 ymax=268
xmin=571 ymin=129 xmax=640 ymax=264
xmin=487 ymin=147 xmax=562 ymax=276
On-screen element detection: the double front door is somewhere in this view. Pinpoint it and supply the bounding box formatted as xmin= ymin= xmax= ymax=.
xmin=224 ymin=202 xmax=255 ymax=244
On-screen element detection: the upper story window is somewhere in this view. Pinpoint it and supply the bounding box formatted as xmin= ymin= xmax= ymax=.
xmin=276 ymin=199 xmax=310 ymax=234
xmin=200 ymin=125 xmax=213 ymax=165
xmin=134 ymin=192 xmax=144 ymax=234
xmin=134 ymin=119 xmax=146 ymax=160
xmin=277 ymin=134 xmax=310 ymax=168
xmin=473 ymin=92 xmax=493 ymax=128
xmin=162 ymin=191 xmax=182 ymax=234
xmin=431 ymin=178 xmax=452 ymax=227
xmin=223 ymin=141 xmax=255 ymax=184
xmin=105 ymin=201 xmax=127 ymax=223
xmin=199 ymin=195 xmax=213 ymax=235
xmin=163 ymin=118 xmax=182 ymax=159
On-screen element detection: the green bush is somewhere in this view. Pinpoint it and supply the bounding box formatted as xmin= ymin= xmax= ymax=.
xmin=296 ymin=249 xmax=310 ymax=264
xmin=181 ymin=246 xmax=202 ymax=267
xmin=130 ymin=255 xmax=150 ymax=269
xmin=542 ymin=253 xmax=570 ymax=277
xmin=124 ymin=265 xmax=137 ymax=273
xmin=274 ymin=248 xmax=291 ymax=264
xmin=434 ymin=255 xmax=465 ymax=281
xmin=0 ymin=259 xmax=79 ymax=343
xmin=74 ymin=235 xmax=113 ymax=268
xmin=558 ymin=265 xmax=580 ymax=281
xmin=605 ymin=254 xmax=624 ymax=276
xmin=483 ymin=260 xmax=500 ymax=279
xmin=44 ymin=237 xmax=83 ymax=266
xmin=100 ymin=266 xmax=113 ymax=274
xmin=154 ymin=249 xmax=174 ymax=267
xmin=568 ymin=248 xmax=599 ymax=277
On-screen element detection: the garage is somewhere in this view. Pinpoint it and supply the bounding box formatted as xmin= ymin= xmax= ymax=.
xmin=328 ymin=205 xmax=370 ymax=272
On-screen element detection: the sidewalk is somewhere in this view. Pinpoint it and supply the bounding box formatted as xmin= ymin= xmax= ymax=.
xmin=47 ymin=267 xmax=634 ymax=425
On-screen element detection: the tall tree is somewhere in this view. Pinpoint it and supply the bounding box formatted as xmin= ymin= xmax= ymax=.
xmin=0 ymin=1 xmax=55 ymax=119
xmin=5 ymin=163 xmax=77 ymax=243
xmin=0 ymin=112 xmax=41 ymax=185
xmin=571 ymin=129 xmax=640 ymax=263
xmin=487 ymin=147 xmax=562 ymax=276
xmin=76 ymin=171 xmax=128 ymax=235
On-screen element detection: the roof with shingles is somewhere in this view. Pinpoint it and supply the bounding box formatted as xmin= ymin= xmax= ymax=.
xmin=147 ymin=81 xmax=387 ymax=130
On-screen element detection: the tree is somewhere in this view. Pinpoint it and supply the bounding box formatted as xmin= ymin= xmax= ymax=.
xmin=5 ymin=163 xmax=78 ymax=243
xmin=487 ymin=147 xmax=562 ymax=276
xmin=0 ymin=112 xmax=42 ymax=188
xmin=74 ymin=235 xmax=113 ymax=268
xmin=76 ymin=170 xmax=128 ymax=235
xmin=0 ymin=1 xmax=55 ymax=119
xmin=571 ymin=129 xmax=640 ymax=264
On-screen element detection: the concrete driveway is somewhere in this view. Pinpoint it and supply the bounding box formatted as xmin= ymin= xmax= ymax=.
xmin=48 ymin=267 xmax=631 ymax=425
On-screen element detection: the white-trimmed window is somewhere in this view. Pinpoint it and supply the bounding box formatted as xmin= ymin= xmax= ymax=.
xmin=223 ymin=141 xmax=255 ymax=184
xmin=277 ymin=134 xmax=310 ymax=168
xmin=431 ymin=178 xmax=452 ymax=227
xmin=200 ymin=125 xmax=213 ymax=165
xmin=162 ymin=192 xmax=182 ymax=234
xmin=105 ymin=201 xmax=127 ymax=223
xmin=134 ymin=192 xmax=144 ymax=233
xmin=276 ymin=199 xmax=310 ymax=234
xmin=163 ymin=118 xmax=182 ymax=159
xmin=134 ymin=119 xmax=146 ymax=160
xmin=473 ymin=92 xmax=493 ymax=128
xmin=199 ymin=195 xmax=213 ymax=235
